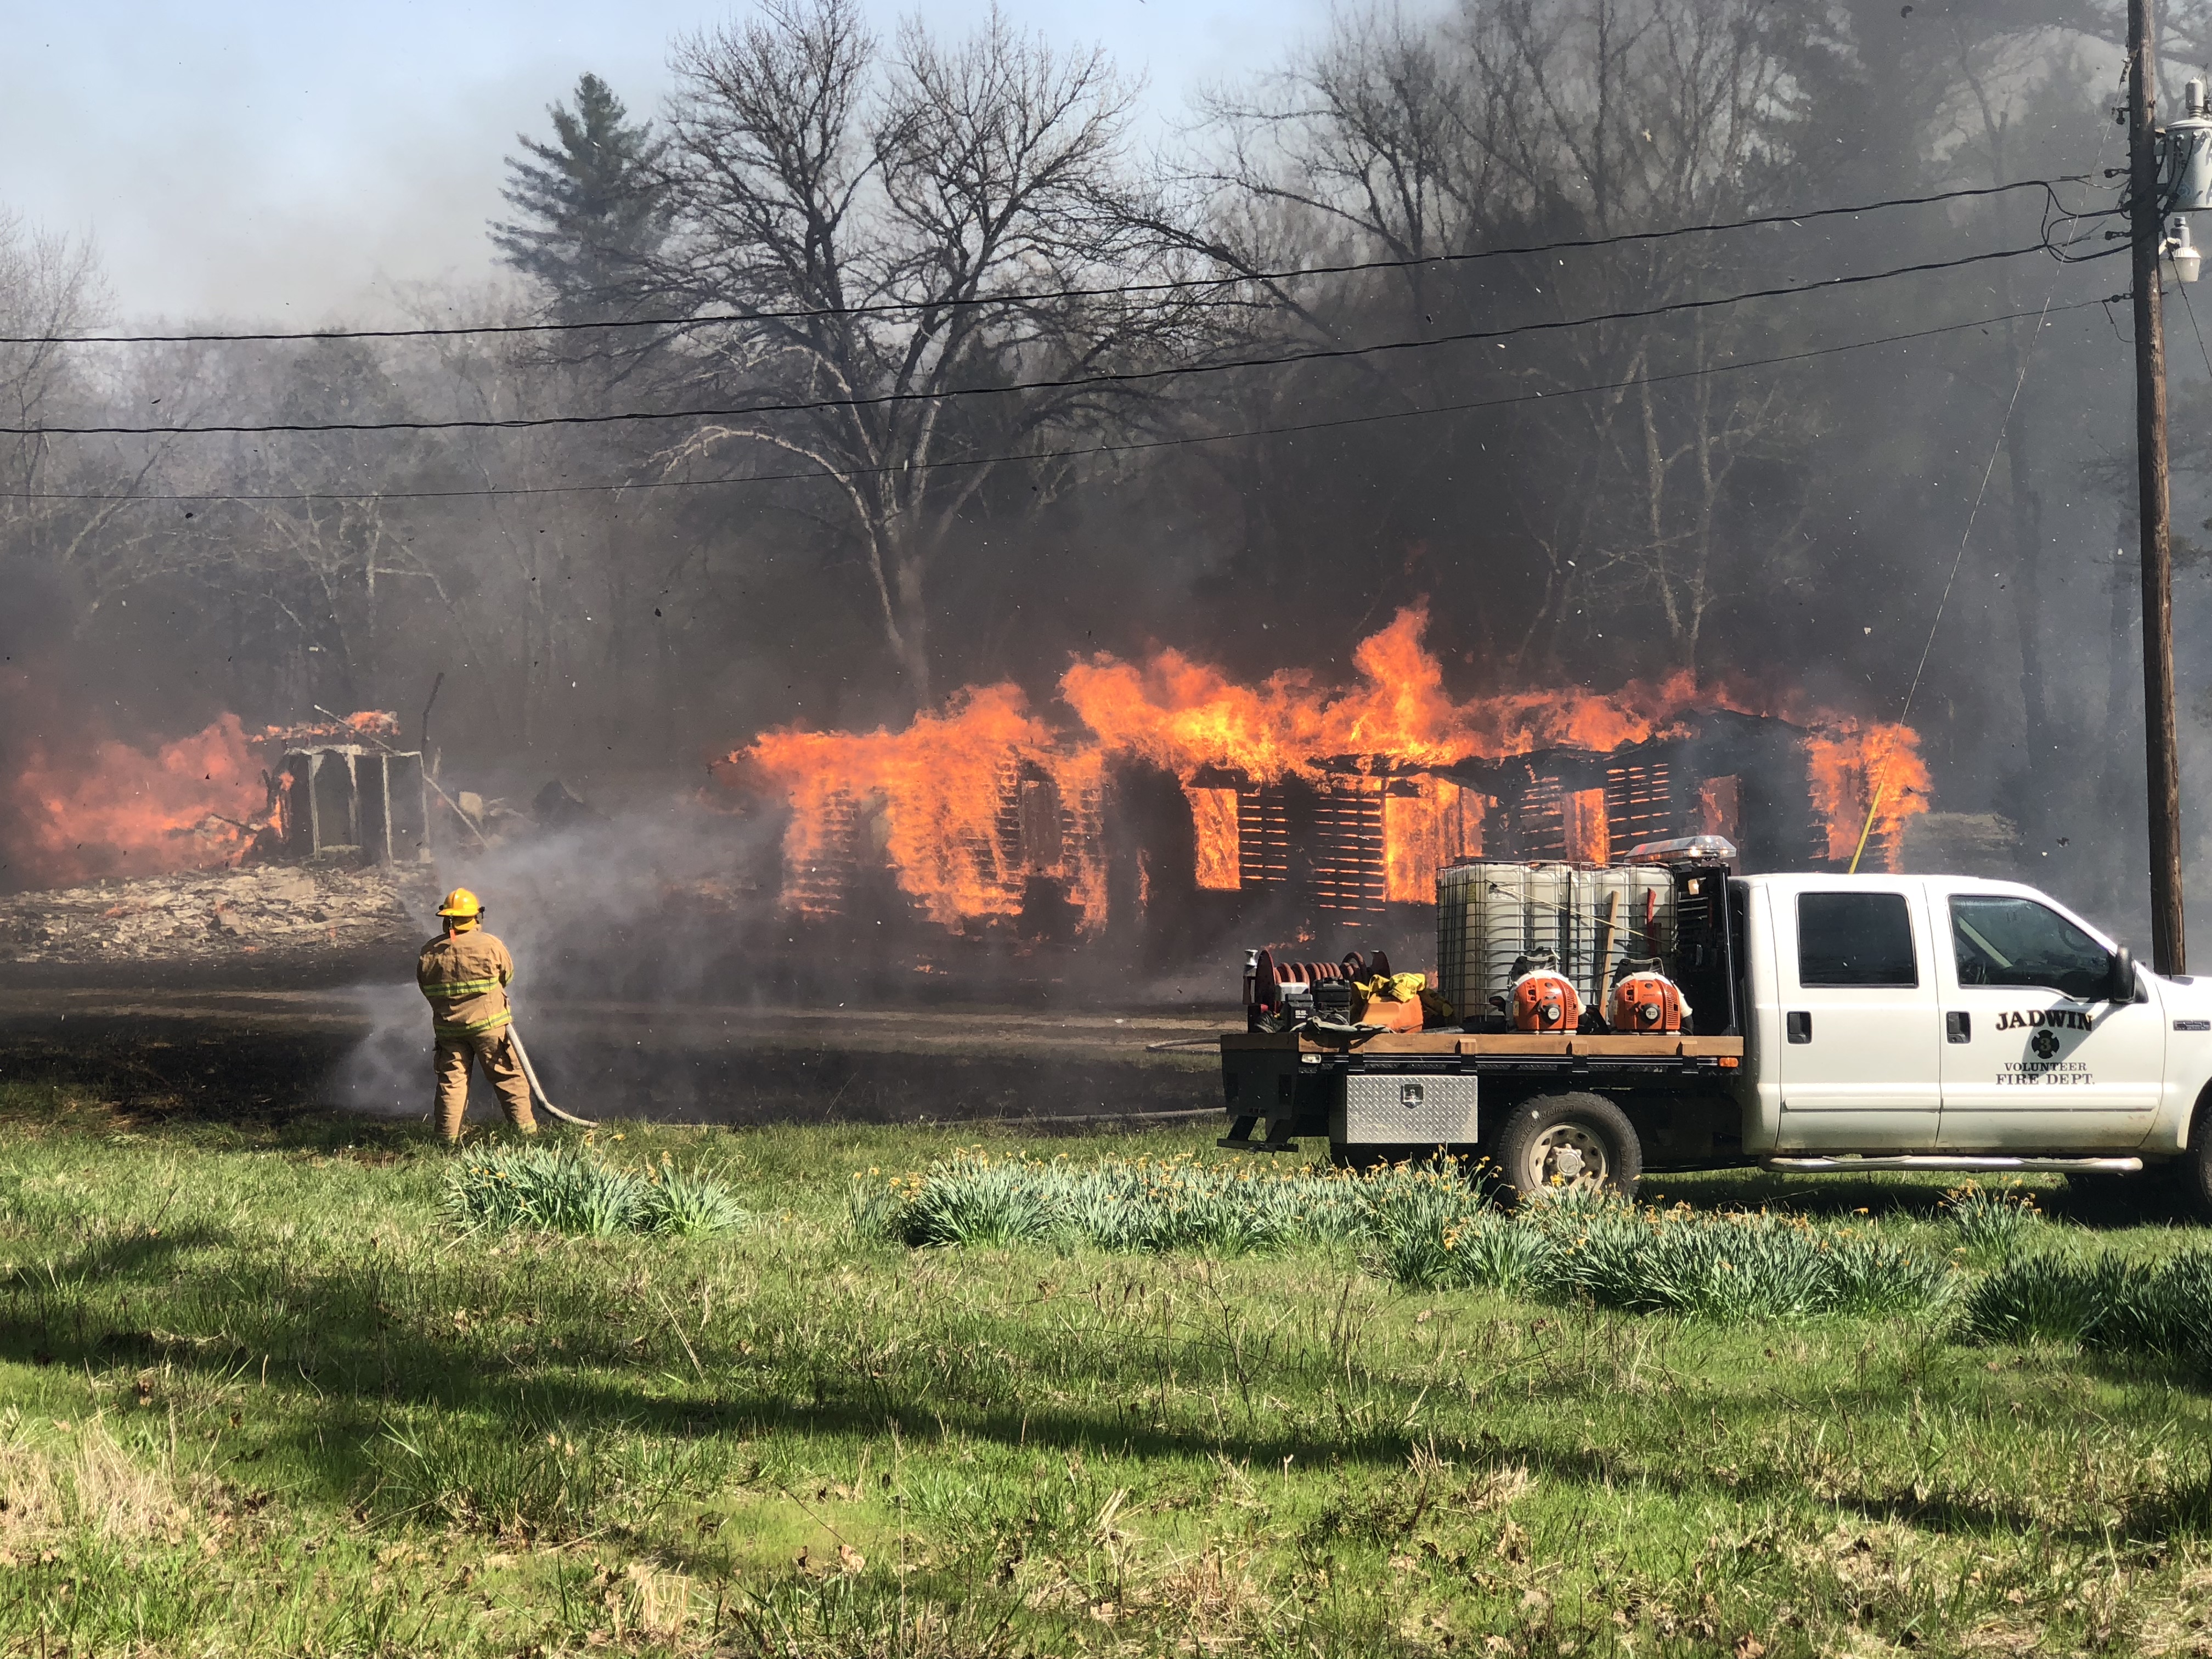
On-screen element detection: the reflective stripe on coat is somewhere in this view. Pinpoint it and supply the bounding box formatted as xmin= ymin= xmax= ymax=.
xmin=417 ymin=927 xmax=517 ymax=1039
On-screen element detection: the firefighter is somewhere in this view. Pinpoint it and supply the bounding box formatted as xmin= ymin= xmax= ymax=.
xmin=418 ymin=887 xmax=537 ymax=1141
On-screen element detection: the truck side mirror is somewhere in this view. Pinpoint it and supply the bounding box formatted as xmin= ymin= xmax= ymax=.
xmin=2108 ymin=945 xmax=2137 ymax=1003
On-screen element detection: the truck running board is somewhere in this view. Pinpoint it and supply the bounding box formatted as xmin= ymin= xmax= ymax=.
xmin=1760 ymin=1155 xmax=2144 ymax=1173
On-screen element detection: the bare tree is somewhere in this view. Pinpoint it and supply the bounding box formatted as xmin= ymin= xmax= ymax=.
xmin=1187 ymin=1 xmax=1822 ymax=678
xmin=0 ymin=214 xmax=234 ymax=663
xmin=0 ymin=216 xmax=129 ymax=579
xmin=0 ymin=210 xmax=103 ymax=495
xmin=1938 ymin=11 xmax=2106 ymax=831
xmin=74 ymin=338 xmax=471 ymax=719
xmin=636 ymin=0 xmax=1217 ymax=704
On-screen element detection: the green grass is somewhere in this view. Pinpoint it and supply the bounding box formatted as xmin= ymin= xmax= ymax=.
xmin=1959 ymin=1243 xmax=2212 ymax=1356
xmin=445 ymin=1141 xmax=750 ymax=1237
xmin=857 ymin=1152 xmax=1953 ymax=1319
xmin=1938 ymin=1177 xmax=2049 ymax=1252
xmin=4 ymin=1077 xmax=2212 ymax=1655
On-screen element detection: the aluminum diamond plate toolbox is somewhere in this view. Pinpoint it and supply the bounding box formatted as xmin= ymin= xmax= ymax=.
xmin=1335 ymin=1073 xmax=1479 ymax=1144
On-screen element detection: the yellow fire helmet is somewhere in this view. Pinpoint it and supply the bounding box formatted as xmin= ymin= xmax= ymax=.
xmin=436 ymin=887 xmax=484 ymax=921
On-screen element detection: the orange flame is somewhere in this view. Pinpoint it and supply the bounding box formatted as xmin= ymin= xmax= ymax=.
xmin=1055 ymin=605 xmax=1724 ymax=779
xmin=1190 ymin=788 xmax=1240 ymax=890
xmin=725 ymin=604 xmax=1931 ymax=931
xmin=1561 ymin=789 xmax=1610 ymax=868
xmin=258 ymin=710 xmax=403 ymax=744
xmin=731 ymin=686 xmax=1109 ymax=930
xmin=1807 ymin=720 xmax=1932 ymax=868
xmin=6 ymin=713 xmax=270 ymax=888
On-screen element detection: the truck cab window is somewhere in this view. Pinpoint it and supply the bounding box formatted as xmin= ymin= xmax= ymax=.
xmin=1951 ymin=896 xmax=2109 ymax=1000
xmin=1797 ymin=892 xmax=1917 ymax=987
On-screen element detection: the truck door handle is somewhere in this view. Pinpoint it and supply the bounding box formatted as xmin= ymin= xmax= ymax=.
xmin=1946 ymin=1011 xmax=1971 ymax=1043
xmin=1787 ymin=1011 xmax=1812 ymax=1044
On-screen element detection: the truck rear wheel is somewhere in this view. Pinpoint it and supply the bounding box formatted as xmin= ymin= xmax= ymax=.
xmin=1492 ymin=1092 xmax=1641 ymax=1205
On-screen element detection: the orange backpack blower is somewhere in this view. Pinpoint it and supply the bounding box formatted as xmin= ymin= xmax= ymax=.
xmin=1608 ymin=957 xmax=1691 ymax=1035
xmin=1507 ymin=950 xmax=1583 ymax=1033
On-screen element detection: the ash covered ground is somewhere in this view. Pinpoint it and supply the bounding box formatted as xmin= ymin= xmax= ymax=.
xmin=0 ymin=861 xmax=436 ymax=982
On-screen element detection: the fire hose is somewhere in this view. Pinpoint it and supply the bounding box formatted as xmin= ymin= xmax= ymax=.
xmin=505 ymin=1026 xmax=598 ymax=1128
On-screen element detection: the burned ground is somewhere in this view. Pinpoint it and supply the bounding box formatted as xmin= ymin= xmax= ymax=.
xmin=0 ymin=862 xmax=432 ymax=982
xmin=0 ymin=986 xmax=1221 ymax=1132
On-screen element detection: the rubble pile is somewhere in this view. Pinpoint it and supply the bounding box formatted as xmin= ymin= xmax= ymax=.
xmin=1 ymin=862 xmax=438 ymax=968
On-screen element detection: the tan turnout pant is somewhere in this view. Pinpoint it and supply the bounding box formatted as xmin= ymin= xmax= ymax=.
xmin=435 ymin=1028 xmax=537 ymax=1141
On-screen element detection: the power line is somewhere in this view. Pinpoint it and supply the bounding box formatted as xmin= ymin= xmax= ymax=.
xmin=2 ymin=239 xmax=2076 ymax=438
xmin=5 ymin=296 xmax=2108 ymax=505
xmin=4 ymin=175 xmax=2098 ymax=348
xmin=2178 ymin=275 xmax=2212 ymax=382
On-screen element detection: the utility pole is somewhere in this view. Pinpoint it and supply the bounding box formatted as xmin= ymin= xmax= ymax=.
xmin=2130 ymin=0 xmax=2187 ymax=974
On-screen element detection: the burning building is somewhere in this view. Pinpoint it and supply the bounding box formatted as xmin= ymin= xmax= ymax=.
xmin=723 ymin=606 xmax=1929 ymax=958
xmin=0 ymin=706 xmax=425 ymax=893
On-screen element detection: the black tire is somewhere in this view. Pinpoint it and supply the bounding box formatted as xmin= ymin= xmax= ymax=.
xmin=2173 ymin=1131 xmax=2212 ymax=1224
xmin=1491 ymin=1092 xmax=1642 ymax=1205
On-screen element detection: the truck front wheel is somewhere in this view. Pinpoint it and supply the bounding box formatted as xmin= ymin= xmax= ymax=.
xmin=2174 ymin=1124 xmax=2212 ymax=1224
xmin=1492 ymin=1092 xmax=1642 ymax=1205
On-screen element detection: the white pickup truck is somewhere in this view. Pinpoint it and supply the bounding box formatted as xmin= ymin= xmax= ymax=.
xmin=1218 ymin=865 xmax=2212 ymax=1217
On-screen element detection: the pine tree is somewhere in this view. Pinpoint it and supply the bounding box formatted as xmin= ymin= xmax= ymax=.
xmin=490 ymin=74 xmax=664 ymax=314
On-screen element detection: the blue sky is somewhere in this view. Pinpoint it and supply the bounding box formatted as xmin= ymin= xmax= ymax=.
xmin=0 ymin=0 xmax=1338 ymax=325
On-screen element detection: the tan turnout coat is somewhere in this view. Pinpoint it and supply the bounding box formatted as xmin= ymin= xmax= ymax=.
xmin=416 ymin=928 xmax=517 ymax=1037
